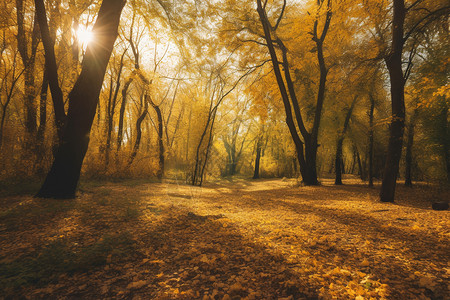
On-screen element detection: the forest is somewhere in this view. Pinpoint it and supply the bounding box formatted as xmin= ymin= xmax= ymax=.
xmin=0 ymin=0 xmax=449 ymax=299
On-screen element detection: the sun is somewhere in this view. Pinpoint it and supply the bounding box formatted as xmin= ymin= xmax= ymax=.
xmin=77 ymin=28 xmax=93 ymax=46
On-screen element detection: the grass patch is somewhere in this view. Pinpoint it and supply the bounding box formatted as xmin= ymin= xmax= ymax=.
xmin=0 ymin=233 xmax=135 ymax=293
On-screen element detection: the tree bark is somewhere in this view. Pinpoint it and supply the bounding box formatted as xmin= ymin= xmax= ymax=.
xmin=253 ymin=138 xmax=262 ymax=179
xmin=34 ymin=0 xmax=66 ymax=142
xmin=256 ymin=0 xmax=308 ymax=183
xmin=199 ymin=112 xmax=217 ymax=186
xmin=36 ymin=0 xmax=126 ymax=198
xmin=256 ymin=0 xmax=331 ymax=185
xmin=129 ymin=95 xmax=148 ymax=166
xmin=368 ymin=93 xmax=375 ymax=187
xmin=380 ymin=0 xmax=406 ymax=202
xmin=117 ymin=76 xmax=133 ymax=151
xmin=37 ymin=69 xmax=48 ymax=142
xmin=0 ymin=56 xmax=24 ymax=149
xmin=335 ymin=139 xmax=344 ymax=184
xmin=438 ymin=99 xmax=449 ymax=182
xmin=404 ymin=108 xmax=417 ymax=187
xmin=16 ymin=0 xmax=39 ymax=138
xmin=151 ymin=100 xmax=164 ymax=181
xmin=354 ymin=144 xmax=364 ymax=180
xmin=335 ymin=96 xmax=357 ymax=185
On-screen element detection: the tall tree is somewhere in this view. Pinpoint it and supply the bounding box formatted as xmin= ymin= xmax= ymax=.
xmin=335 ymin=95 xmax=358 ymax=185
xmin=34 ymin=0 xmax=66 ymax=142
xmin=379 ymin=0 xmax=449 ymax=202
xmin=16 ymin=0 xmax=39 ymax=139
xmin=404 ymin=107 xmax=418 ymax=186
xmin=36 ymin=0 xmax=126 ymax=198
xmin=379 ymin=0 xmax=407 ymax=202
xmin=256 ymin=0 xmax=332 ymax=185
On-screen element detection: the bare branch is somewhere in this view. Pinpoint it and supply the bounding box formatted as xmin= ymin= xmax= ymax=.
xmin=273 ymin=0 xmax=286 ymax=31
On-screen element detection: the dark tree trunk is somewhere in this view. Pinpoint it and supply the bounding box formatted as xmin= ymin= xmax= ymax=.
xmin=223 ymin=124 xmax=245 ymax=177
xmin=256 ymin=0 xmax=331 ymax=186
xmin=354 ymin=144 xmax=364 ymax=180
xmin=104 ymin=52 xmax=124 ymax=165
xmin=335 ymin=139 xmax=344 ymax=185
xmin=256 ymin=1 xmax=307 ymax=183
xmin=34 ymin=0 xmax=66 ymax=142
xmin=199 ymin=113 xmax=217 ymax=186
xmin=36 ymin=0 xmax=126 ymax=198
xmin=368 ymin=94 xmax=375 ymax=187
xmin=129 ymin=95 xmax=148 ymax=166
xmin=150 ymin=98 xmax=164 ymax=180
xmin=192 ymin=107 xmax=217 ymax=186
xmin=117 ymin=77 xmax=133 ymax=151
xmin=404 ymin=108 xmax=417 ymax=187
xmin=0 ymin=58 xmax=23 ymax=149
xmin=380 ymin=0 xmax=406 ymax=203
xmin=192 ymin=115 xmax=212 ymax=186
xmin=335 ymin=96 xmax=357 ymax=185
xmin=36 ymin=69 xmax=49 ymax=174
xmin=186 ymin=108 xmax=192 ymax=162
xmin=253 ymin=140 xmax=262 ymax=179
xmin=16 ymin=0 xmax=39 ymax=138
xmin=37 ymin=69 xmax=48 ymax=142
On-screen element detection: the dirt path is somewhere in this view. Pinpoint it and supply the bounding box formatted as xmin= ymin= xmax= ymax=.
xmin=1 ymin=179 xmax=448 ymax=299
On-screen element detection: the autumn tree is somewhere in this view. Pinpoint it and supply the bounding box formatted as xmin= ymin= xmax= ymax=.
xmin=379 ymin=0 xmax=449 ymax=202
xmin=36 ymin=0 xmax=126 ymax=198
xmin=253 ymin=0 xmax=343 ymax=184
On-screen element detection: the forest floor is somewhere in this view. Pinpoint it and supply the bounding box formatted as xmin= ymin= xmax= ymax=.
xmin=0 ymin=177 xmax=449 ymax=299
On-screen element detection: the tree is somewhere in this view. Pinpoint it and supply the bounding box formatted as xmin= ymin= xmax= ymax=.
xmin=404 ymin=106 xmax=418 ymax=186
xmin=0 ymin=49 xmax=25 ymax=149
xmin=335 ymin=96 xmax=358 ymax=185
xmin=16 ymin=0 xmax=40 ymax=142
xmin=34 ymin=0 xmax=66 ymax=143
xmin=220 ymin=96 xmax=250 ymax=177
xmin=36 ymin=0 xmax=126 ymax=198
xmin=256 ymin=0 xmax=334 ymax=185
xmin=379 ymin=0 xmax=449 ymax=202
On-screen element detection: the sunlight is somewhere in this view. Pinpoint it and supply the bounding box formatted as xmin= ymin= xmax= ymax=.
xmin=77 ymin=27 xmax=93 ymax=46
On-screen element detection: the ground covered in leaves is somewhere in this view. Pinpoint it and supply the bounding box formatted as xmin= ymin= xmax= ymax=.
xmin=0 ymin=178 xmax=449 ymax=299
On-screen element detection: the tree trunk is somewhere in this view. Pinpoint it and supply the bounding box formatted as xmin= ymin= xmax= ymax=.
xmin=404 ymin=108 xmax=417 ymax=187
xmin=105 ymin=54 xmax=124 ymax=165
xmin=253 ymin=139 xmax=262 ymax=179
xmin=36 ymin=0 xmax=126 ymax=198
xmin=37 ymin=69 xmax=48 ymax=142
xmin=0 ymin=58 xmax=23 ymax=149
xmin=256 ymin=1 xmax=308 ymax=183
xmin=150 ymin=98 xmax=164 ymax=180
xmin=35 ymin=69 xmax=49 ymax=174
xmin=16 ymin=0 xmax=39 ymax=138
xmin=380 ymin=0 xmax=406 ymax=203
xmin=438 ymin=99 xmax=449 ymax=182
xmin=117 ymin=77 xmax=133 ymax=151
xmin=256 ymin=0 xmax=331 ymax=186
xmin=34 ymin=0 xmax=66 ymax=142
xmin=354 ymin=144 xmax=364 ymax=180
xmin=335 ymin=96 xmax=357 ymax=185
xmin=368 ymin=94 xmax=375 ymax=187
xmin=199 ymin=112 xmax=217 ymax=186
xmin=335 ymin=138 xmax=344 ymax=185
xmin=129 ymin=95 xmax=148 ymax=166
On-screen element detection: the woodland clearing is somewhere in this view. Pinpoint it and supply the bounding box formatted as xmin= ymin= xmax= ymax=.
xmin=0 ymin=178 xmax=449 ymax=299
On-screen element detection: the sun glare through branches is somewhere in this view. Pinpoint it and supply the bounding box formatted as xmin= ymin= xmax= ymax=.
xmin=76 ymin=27 xmax=94 ymax=47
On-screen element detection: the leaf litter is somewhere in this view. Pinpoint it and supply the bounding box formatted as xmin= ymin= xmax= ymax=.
xmin=0 ymin=178 xmax=448 ymax=299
